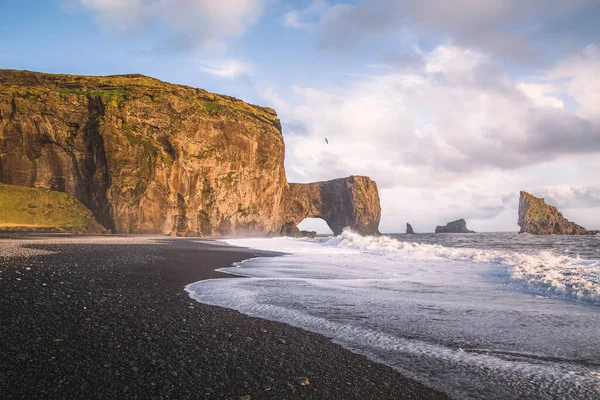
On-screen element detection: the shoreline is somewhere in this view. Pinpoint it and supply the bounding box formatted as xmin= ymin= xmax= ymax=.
xmin=0 ymin=234 xmax=447 ymax=399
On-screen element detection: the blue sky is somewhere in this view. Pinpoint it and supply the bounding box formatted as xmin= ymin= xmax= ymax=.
xmin=2 ymin=0 xmax=600 ymax=233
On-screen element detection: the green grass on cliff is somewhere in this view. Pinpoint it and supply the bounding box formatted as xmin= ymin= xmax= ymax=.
xmin=0 ymin=183 xmax=104 ymax=232
xmin=203 ymin=100 xmax=222 ymax=115
xmin=54 ymin=88 xmax=128 ymax=103
xmin=1 ymin=70 xmax=280 ymax=127
xmin=55 ymin=89 xmax=87 ymax=95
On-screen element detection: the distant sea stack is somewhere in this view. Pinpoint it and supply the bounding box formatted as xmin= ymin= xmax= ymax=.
xmin=0 ymin=69 xmax=381 ymax=236
xmin=435 ymin=219 xmax=475 ymax=233
xmin=406 ymin=223 xmax=415 ymax=234
xmin=518 ymin=191 xmax=589 ymax=235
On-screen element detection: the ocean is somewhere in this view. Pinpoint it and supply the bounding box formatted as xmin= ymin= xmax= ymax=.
xmin=186 ymin=231 xmax=600 ymax=399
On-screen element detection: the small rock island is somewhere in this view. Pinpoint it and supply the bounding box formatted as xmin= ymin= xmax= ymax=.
xmin=518 ymin=191 xmax=589 ymax=235
xmin=435 ymin=219 xmax=475 ymax=233
xmin=406 ymin=223 xmax=415 ymax=234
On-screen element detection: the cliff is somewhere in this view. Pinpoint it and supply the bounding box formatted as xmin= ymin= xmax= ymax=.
xmin=0 ymin=70 xmax=381 ymax=236
xmin=0 ymin=69 xmax=287 ymax=235
xmin=518 ymin=191 xmax=588 ymax=235
xmin=0 ymin=183 xmax=105 ymax=233
xmin=282 ymin=176 xmax=381 ymax=236
xmin=435 ymin=219 xmax=475 ymax=233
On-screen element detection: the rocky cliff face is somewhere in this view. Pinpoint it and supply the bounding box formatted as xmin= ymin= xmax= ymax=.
xmin=282 ymin=176 xmax=381 ymax=236
xmin=518 ymin=191 xmax=588 ymax=235
xmin=435 ymin=219 xmax=475 ymax=233
xmin=0 ymin=70 xmax=382 ymax=236
xmin=0 ymin=70 xmax=287 ymax=236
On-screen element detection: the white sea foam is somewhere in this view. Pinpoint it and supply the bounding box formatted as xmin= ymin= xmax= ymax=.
xmin=187 ymin=230 xmax=600 ymax=398
xmin=227 ymin=230 xmax=600 ymax=304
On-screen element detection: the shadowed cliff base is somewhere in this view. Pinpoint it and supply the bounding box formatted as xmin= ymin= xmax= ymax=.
xmin=0 ymin=70 xmax=381 ymax=237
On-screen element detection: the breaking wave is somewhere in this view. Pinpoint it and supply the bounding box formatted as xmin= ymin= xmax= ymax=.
xmin=322 ymin=230 xmax=600 ymax=304
xmin=190 ymin=230 xmax=600 ymax=398
xmin=241 ymin=230 xmax=599 ymax=305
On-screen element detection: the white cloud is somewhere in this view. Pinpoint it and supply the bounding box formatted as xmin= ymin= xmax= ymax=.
xmin=198 ymin=59 xmax=252 ymax=78
xmin=282 ymin=11 xmax=310 ymax=30
xmin=548 ymin=44 xmax=600 ymax=121
xmin=282 ymin=0 xmax=328 ymax=31
xmin=79 ymin=0 xmax=272 ymax=50
xmin=257 ymin=44 xmax=600 ymax=232
xmin=279 ymin=44 xmax=599 ymax=186
xmin=258 ymin=85 xmax=289 ymax=113
xmin=535 ymin=185 xmax=600 ymax=209
xmin=81 ymin=0 xmax=145 ymax=33
xmin=424 ymin=45 xmax=488 ymax=74
xmin=316 ymin=0 xmax=600 ymax=62
xmin=516 ymin=83 xmax=564 ymax=109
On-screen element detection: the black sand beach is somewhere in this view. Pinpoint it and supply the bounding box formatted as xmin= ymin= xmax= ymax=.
xmin=0 ymin=235 xmax=447 ymax=399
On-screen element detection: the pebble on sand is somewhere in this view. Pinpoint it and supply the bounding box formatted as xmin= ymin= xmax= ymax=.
xmin=295 ymin=377 xmax=310 ymax=386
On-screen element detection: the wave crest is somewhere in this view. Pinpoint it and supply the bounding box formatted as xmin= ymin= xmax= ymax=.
xmin=330 ymin=229 xmax=600 ymax=304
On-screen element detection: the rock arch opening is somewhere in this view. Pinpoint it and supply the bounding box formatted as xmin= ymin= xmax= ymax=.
xmin=297 ymin=218 xmax=333 ymax=237
xmin=282 ymin=176 xmax=381 ymax=237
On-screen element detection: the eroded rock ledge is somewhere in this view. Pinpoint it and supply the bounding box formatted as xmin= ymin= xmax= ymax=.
xmin=282 ymin=176 xmax=381 ymax=236
xmin=518 ymin=191 xmax=589 ymax=235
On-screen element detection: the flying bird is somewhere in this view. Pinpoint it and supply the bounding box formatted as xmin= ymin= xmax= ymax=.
xmin=325 ymin=138 xmax=329 ymax=144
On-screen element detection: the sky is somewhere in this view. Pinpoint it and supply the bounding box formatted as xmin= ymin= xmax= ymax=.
xmin=1 ymin=0 xmax=600 ymax=233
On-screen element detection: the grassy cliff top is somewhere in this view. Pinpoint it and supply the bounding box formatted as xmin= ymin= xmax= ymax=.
xmin=520 ymin=191 xmax=542 ymax=202
xmin=0 ymin=183 xmax=105 ymax=233
xmin=0 ymin=69 xmax=280 ymax=128
xmin=520 ymin=190 xmax=558 ymax=216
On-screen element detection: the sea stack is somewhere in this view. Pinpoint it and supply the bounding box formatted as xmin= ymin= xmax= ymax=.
xmin=435 ymin=219 xmax=475 ymax=233
xmin=518 ymin=191 xmax=589 ymax=235
xmin=406 ymin=223 xmax=415 ymax=234
xmin=282 ymin=176 xmax=381 ymax=236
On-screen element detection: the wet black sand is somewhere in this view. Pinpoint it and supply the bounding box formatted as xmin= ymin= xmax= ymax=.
xmin=0 ymin=234 xmax=448 ymax=399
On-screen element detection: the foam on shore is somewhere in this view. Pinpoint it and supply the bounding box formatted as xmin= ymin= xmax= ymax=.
xmin=187 ymin=230 xmax=600 ymax=399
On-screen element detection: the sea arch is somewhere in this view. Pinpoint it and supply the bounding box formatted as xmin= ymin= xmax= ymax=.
xmin=281 ymin=176 xmax=381 ymax=236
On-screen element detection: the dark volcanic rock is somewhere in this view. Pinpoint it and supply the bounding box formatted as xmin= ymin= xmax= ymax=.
xmin=279 ymin=227 xmax=318 ymax=238
xmin=406 ymin=223 xmax=415 ymax=234
xmin=435 ymin=219 xmax=475 ymax=233
xmin=282 ymin=176 xmax=381 ymax=236
xmin=518 ymin=191 xmax=589 ymax=235
xmin=300 ymin=230 xmax=318 ymax=238
xmin=0 ymin=70 xmax=382 ymax=237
